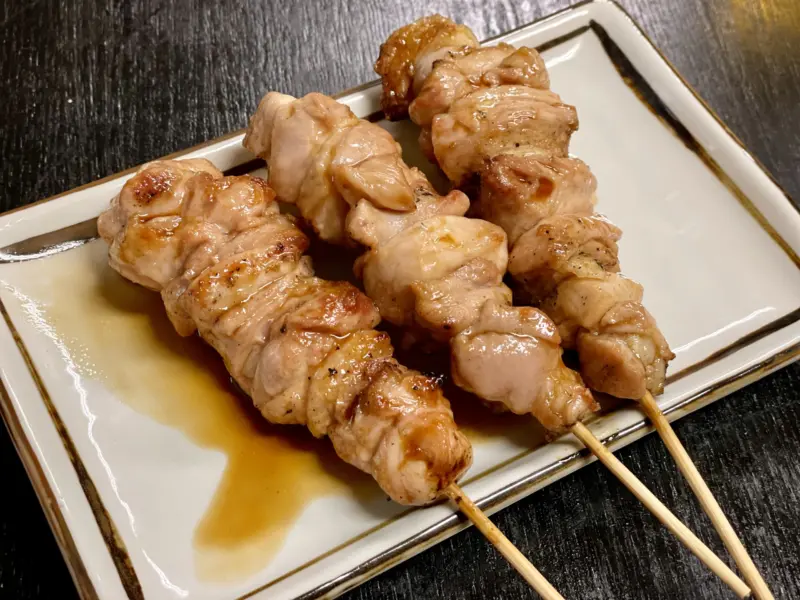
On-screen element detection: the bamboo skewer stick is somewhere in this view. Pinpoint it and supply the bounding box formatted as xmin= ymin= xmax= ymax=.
xmin=571 ymin=422 xmax=751 ymax=598
xmin=445 ymin=484 xmax=565 ymax=600
xmin=638 ymin=391 xmax=772 ymax=599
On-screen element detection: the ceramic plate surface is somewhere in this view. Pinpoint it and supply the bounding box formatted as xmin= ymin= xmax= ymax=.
xmin=1 ymin=2 xmax=799 ymax=599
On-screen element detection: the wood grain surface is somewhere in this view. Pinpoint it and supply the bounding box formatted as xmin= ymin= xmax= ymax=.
xmin=1 ymin=0 xmax=799 ymax=598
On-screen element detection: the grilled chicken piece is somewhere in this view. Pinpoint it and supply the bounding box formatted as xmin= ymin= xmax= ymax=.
xmin=409 ymin=44 xmax=550 ymax=128
xmin=452 ymin=301 xmax=595 ymax=431
xmin=431 ymin=85 xmax=578 ymax=186
xmin=509 ymin=214 xmax=623 ymax=307
xmin=411 ymin=258 xmax=512 ymax=342
xmin=409 ymin=44 xmax=549 ymax=162
xmin=346 ymin=184 xmax=470 ymax=249
xmin=375 ymin=14 xmax=479 ymax=120
xmin=245 ymin=91 xmax=415 ymax=244
xmin=509 ymin=214 xmax=675 ymax=398
xmin=359 ymin=215 xmax=509 ymax=335
xmin=476 ymin=155 xmax=596 ymax=245
xmin=244 ymin=91 xmax=465 ymax=245
xmin=376 ymin=16 xmax=674 ymax=398
xmin=577 ymin=304 xmax=673 ymax=399
xmin=246 ymin=91 xmax=598 ymax=432
xmin=98 ymin=159 xmax=223 ymax=292
xmin=244 ymin=92 xmax=355 ymax=244
xmin=99 ymin=159 xmax=472 ymax=505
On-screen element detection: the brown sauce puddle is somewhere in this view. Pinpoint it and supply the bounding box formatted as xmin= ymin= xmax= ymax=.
xmin=20 ymin=240 xmax=542 ymax=583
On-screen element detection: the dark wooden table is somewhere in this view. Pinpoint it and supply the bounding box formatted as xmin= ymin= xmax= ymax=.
xmin=1 ymin=0 xmax=799 ymax=598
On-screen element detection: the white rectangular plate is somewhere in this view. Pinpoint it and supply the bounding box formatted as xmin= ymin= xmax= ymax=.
xmin=1 ymin=2 xmax=799 ymax=599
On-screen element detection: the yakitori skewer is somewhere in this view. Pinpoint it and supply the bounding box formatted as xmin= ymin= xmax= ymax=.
xmin=244 ymin=91 xmax=749 ymax=598
xmin=375 ymin=15 xmax=770 ymax=599
xmin=97 ymin=159 xmax=561 ymax=598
